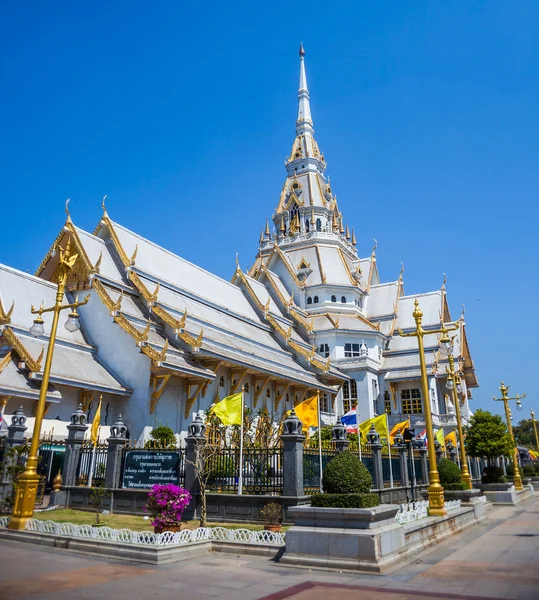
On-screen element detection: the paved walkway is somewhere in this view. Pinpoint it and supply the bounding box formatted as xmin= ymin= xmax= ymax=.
xmin=1 ymin=496 xmax=538 ymax=600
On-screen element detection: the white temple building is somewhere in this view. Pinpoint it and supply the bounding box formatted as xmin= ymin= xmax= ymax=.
xmin=0 ymin=46 xmax=477 ymax=441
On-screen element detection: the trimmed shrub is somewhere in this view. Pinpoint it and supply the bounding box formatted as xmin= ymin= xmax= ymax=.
xmin=311 ymin=493 xmax=379 ymax=509
xmin=438 ymin=458 xmax=462 ymax=485
xmin=522 ymin=465 xmax=535 ymax=476
xmin=322 ymin=452 xmax=372 ymax=494
xmin=506 ymin=464 xmax=514 ymax=477
xmin=443 ymin=482 xmax=468 ymax=491
xmin=481 ymin=466 xmax=506 ymax=484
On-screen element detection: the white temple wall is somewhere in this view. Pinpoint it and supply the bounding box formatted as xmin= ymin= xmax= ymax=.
xmin=77 ymin=290 xmax=150 ymax=439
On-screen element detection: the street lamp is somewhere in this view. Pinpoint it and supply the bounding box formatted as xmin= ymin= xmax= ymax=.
xmin=446 ymin=352 xmax=472 ymax=489
xmin=531 ymin=410 xmax=539 ymax=452
xmin=493 ymin=381 xmax=526 ymax=491
xmin=398 ymin=299 xmax=459 ymax=516
xmin=8 ymin=238 xmax=89 ymax=531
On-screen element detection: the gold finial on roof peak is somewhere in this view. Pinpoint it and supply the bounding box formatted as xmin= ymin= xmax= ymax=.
xmin=345 ymin=223 xmax=350 ymax=240
xmin=265 ymin=219 xmax=270 ymax=236
xmin=351 ymin=229 xmax=357 ymax=246
xmin=65 ymin=198 xmax=71 ymax=222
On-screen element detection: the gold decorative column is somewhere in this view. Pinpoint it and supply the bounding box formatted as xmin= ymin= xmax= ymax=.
xmin=8 ymin=237 xmax=89 ymax=530
xmin=399 ymin=300 xmax=459 ymax=516
xmin=446 ymin=355 xmax=472 ymax=489
xmin=493 ymin=381 xmax=525 ymax=492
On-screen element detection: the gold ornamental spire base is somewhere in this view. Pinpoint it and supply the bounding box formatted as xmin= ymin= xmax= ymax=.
xmin=427 ymin=479 xmax=447 ymax=517
xmin=7 ymin=465 xmax=40 ymax=531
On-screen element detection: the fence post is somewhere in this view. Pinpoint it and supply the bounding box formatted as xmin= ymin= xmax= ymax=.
xmin=419 ymin=447 xmax=429 ymax=485
xmin=63 ymin=405 xmax=88 ymax=487
xmin=501 ymin=456 xmax=507 ymax=476
xmin=397 ymin=444 xmax=410 ymax=489
xmin=184 ymin=414 xmax=206 ymax=520
xmin=281 ymin=409 xmax=305 ymax=497
xmin=0 ymin=408 xmax=28 ymax=501
xmin=105 ymin=414 xmax=128 ymax=489
xmin=366 ymin=425 xmax=384 ymax=490
xmin=448 ymin=444 xmax=458 ymax=463
xmin=332 ymin=417 xmax=349 ymax=453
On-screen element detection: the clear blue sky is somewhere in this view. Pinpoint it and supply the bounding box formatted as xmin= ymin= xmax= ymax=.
xmin=1 ymin=2 xmax=538 ymax=419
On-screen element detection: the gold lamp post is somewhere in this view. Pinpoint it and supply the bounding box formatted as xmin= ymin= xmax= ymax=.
xmin=399 ymin=299 xmax=459 ymax=516
xmin=493 ymin=381 xmax=525 ymax=492
xmin=445 ymin=353 xmax=472 ymax=489
xmin=531 ymin=410 xmax=539 ymax=451
xmin=8 ymin=238 xmax=89 ymax=530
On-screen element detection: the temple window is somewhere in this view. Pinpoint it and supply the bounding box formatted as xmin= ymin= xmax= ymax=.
xmin=307 ymin=297 xmax=312 ymax=305
xmin=331 ymin=295 xmax=336 ymax=302
xmin=219 ymin=376 xmax=225 ymax=387
xmin=384 ymin=390 xmax=392 ymax=415
xmin=401 ymin=388 xmax=422 ymax=414
xmin=266 ymin=388 xmax=271 ymax=398
xmin=344 ymin=343 xmax=361 ymax=358
xmin=313 ymin=296 xmax=319 ymax=303
xmin=319 ymin=343 xmax=329 ymax=357
xmin=316 ymin=218 xmax=322 ymax=232
xmin=305 ymin=219 xmax=310 ymax=232
xmin=244 ymin=382 xmax=249 ymax=393
xmin=342 ymin=379 xmax=357 ymax=413
xmin=341 ymin=296 xmax=346 ymax=303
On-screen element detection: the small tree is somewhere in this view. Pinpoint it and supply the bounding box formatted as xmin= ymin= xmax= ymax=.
xmin=147 ymin=425 xmax=177 ymax=448
xmin=1 ymin=444 xmax=30 ymax=512
xmin=512 ymin=419 xmax=537 ymax=449
xmin=186 ymin=440 xmax=223 ymax=528
xmin=88 ymin=483 xmax=110 ymax=525
xmin=464 ymin=409 xmax=513 ymax=466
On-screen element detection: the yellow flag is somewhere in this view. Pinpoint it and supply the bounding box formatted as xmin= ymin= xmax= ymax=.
xmin=90 ymin=396 xmax=102 ymax=445
xmin=211 ymin=392 xmax=243 ymax=426
xmin=435 ymin=427 xmax=445 ymax=450
xmin=389 ymin=419 xmax=410 ymax=445
xmin=359 ymin=414 xmax=388 ymax=443
xmin=445 ymin=430 xmax=457 ymax=447
xmin=292 ymin=395 xmax=319 ymax=430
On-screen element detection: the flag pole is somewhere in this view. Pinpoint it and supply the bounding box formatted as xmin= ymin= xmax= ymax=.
xmin=356 ymin=404 xmax=362 ymax=462
xmin=87 ymin=434 xmax=97 ymax=488
xmin=386 ymin=412 xmax=394 ymax=488
xmin=317 ymin=391 xmax=323 ymax=493
xmin=238 ymin=387 xmax=245 ymax=496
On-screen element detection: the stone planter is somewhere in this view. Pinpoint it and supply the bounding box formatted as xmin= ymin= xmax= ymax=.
xmin=154 ymin=522 xmax=183 ymax=534
xmin=443 ymin=488 xmax=481 ymax=502
xmin=475 ymin=482 xmax=512 ymax=492
xmin=280 ymin=505 xmax=405 ymax=572
xmin=475 ymin=482 xmax=516 ymax=505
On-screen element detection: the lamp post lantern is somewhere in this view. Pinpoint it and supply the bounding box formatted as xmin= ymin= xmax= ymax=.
xmin=398 ymin=299 xmax=459 ymax=516
xmin=446 ymin=353 xmax=472 ymax=489
xmin=493 ymin=381 xmax=525 ymax=491
xmin=8 ymin=237 xmax=89 ymax=530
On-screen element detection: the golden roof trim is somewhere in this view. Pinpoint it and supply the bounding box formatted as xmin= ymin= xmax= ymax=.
xmin=314 ymin=246 xmax=327 ymax=284
xmin=1 ymin=329 xmax=44 ymax=372
xmin=0 ymin=350 xmax=12 ymax=374
xmin=338 ymin=248 xmax=359 ymax=286
xmin=0 ymin=297 xmax=14 ymax=325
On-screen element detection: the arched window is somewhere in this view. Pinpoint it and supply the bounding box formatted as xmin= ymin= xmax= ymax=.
xmin=305 ymin=219 xmax=310 ymax=232
xmin=290 ymin=204 xmax=299 ymax=224
xmin=244 ymin=382 xmax=249 ymax=393
xmin=316 ymin=218 xmax=322 ymax=232
xmin=331 ymin=295 xmax=336 ymax=302
xmin=313 ymin=296 xmax=319 ymax=304
xmin=341 ymin=296 xmax=346 ymax=303
xmin=219 ymin=376 xmax=225 ymax=387
xmin=307 ymin=297 xmax=312 ymax=305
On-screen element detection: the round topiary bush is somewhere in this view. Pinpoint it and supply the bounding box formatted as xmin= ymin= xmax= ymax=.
xmin=481 ymin=466 xmax=506 ymax=484
xmin=437 ymin=458 xmax=462 ymax=485
xmin=522 ymin=465 xmax=535 ymax=476
xmin=506 ymin=464 xmax=514 ymax=477
xmin=322 ymin=452 xmax=372 ymax=494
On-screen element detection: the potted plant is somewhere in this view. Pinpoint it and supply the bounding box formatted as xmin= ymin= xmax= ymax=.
xmin=145 ymin=483 xmax=192 ymax=533
xmin=260 ymin=502 xmax=283 ymax=532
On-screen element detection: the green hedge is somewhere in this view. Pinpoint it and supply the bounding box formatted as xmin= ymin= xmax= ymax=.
xmin=311 ymin=493 xmax=379 ymax=509
xmin=322 ymin=452 xmax=372 ymax=494
xmin=481 ymin=466 xmax=506 ymax=484
xmin=443 ymin=482 xmax=468 ymax=490
xmin=522 ymin=465 xmax=535 ymax=476
xmin=437 ymin=458 xmax=462 ymax=484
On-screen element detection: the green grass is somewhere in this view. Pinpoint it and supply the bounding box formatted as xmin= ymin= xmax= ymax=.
xmin=33 ymin=508 xmax=271 ymax=531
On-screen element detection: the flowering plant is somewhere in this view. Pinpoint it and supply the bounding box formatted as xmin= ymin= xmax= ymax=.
xmin=144 ymin=484 xmax=192 ymax=528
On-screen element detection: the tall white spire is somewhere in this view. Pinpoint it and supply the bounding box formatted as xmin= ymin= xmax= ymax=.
xmin=296 ymin=43 xmax=313 ymax=135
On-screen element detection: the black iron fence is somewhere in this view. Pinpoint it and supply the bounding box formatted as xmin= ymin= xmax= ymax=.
xmin=303 ymin=447 xmax=337 ymax=493
xmin=76 ymin=443 xmax=108 ymax=486
xmin=207 ymin=447 xmax=283 ymax=495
